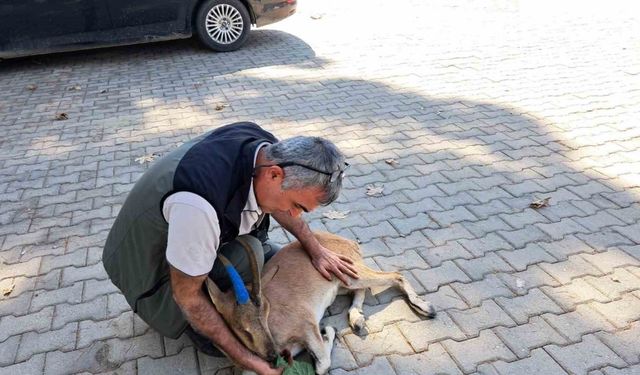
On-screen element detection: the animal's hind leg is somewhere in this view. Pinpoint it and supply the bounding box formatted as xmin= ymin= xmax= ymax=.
xmin=348 ymin=289 xmax=366 ymax=332
xmin=303 ymin=323 xmax=336 ymax=375
xmin=348 ymin=268 xmax=436 ymax=318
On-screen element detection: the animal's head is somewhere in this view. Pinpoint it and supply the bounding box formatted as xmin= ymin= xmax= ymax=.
xmin=205 ymin=239 xmax=277 ymax=362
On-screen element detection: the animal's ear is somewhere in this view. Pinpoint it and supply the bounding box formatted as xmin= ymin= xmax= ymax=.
xmin=205 ymin=278 xmax=228 ymax=312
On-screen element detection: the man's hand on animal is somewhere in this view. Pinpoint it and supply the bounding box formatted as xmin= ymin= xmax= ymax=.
xmin=269 ymin=210 xmax=360 ymax=286
xmin=307 ymin=243 xmax=359 ymax=285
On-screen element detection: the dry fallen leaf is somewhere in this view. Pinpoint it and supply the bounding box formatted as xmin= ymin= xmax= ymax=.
xmin=26 ymin=84 xmax=37 ymax=91
xmin=54 ymin=112 xmax=69 ymax=121
xmin=68 ymin=85 xmax=82 ymax=91
xmin=366 ymin=184 xmax=384 ymax=197
xmin=385 ymin=158 xmax=399 ymax=166
xmin=214 ymin=103 xmax=229 ymax=111
xmin=100 ymin=89 xmax=108 ymax=94
xmin=2 ymin=282 xmax=15 ymax=296
xmin=322 ymin=210 xmax=350 ymax=220
xmin=529 ymin=197 xmax=551 ymax=209
xmin=135 ymin=153 xmax=159 ymax=164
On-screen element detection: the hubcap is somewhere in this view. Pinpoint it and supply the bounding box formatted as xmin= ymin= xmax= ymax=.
xmin=205 ymin=4 xmax=244 ymax=45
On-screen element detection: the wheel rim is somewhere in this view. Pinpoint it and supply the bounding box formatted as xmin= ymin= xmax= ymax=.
xmin=205 ymin=4 xmax=244 ymax=45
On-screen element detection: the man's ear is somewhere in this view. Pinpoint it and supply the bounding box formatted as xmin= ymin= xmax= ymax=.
xmin=270 ymin=165 xmax=284 ymax=181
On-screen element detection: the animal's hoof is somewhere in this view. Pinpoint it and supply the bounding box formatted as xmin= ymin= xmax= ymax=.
xmin=352 ymin=316 xmax=366 ymax=332
xmin=411 ymin=299 xmax=437 ymax=318
xmin=323 ymin=326 xmax=336 ymax=342
xmin=426 ymin=304 xmax=437 ymax=319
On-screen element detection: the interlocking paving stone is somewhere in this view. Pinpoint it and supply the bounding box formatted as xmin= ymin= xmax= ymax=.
xmin=429 ymin=206 xmax=478 ymax=227
xmin=412 ymin=261 xmax=471 ymax=292
xmin=494 ymin=316 xmax=567 ymax=359
xmin=539 ymin=255 xmax=604 ymax=284
xmin=589 ymin=294 xmax=640 ymax=329
xmin=596 ymin=322 xmax=640 ymax=364
xmin=77 ymin=311 xmax=134 ymax=348
xmin=573 ymin=211 xmax=627 ymax=232
xmin=498 ymin=225 xmax=550 ymax=249
xmin=39 ymin=249 xmax=87 ymax=274
xmin=330 ymin=356 xmax=396 ymax=375
xmin=584 ymin=268 xmax=640 ymax=299
xmin=387 ymin=343 xmax=463 ymax=375
xmin=30 ymin=281 xmax=83 ymax=312
xmin=373 ymin=250 xmax=429 ymax=271
xmin=545 ymin=335 xmax=626 ymax=375
xmin=351 ymin=221 xmax=399 ymax=243
xmin=450 ymin=274 xmax=514 ymax=307
xmin=442 ymin=330 xmax=517 ymax=373
xmin=82 ymin=279 xmax=119 ymax=301
xmin=419 ymin=241 xmax=473 ymax=267
xmin=542 ymin=278 xmax=611 ymax=311
xmin=601 ymin=365 xmax=640 ymax=375
xmin=138 ymin=347 xmax=198 ymax=375
xmin=536 ymin=218 xmax=591 ymax=240
xmin=496 ymin=288 xmax=564 ymax=324
xmin=0 ymin=291 xmax=32 ymax=317
xmin=498 ymin=243 xmax=556 ymax=271
xmin=478 ymin=348 xmax=568 ymax=375
xmin=397 ymin=312 xmax=465 ymax=352
xmin=543 ymin=304 xmax=616 ymax=342
xmin=577 ymin=229 xmax=636 ymax=252
xmin=463 ymin=216 xmax=513 ymax=238
xmin=0 ymin=335 xmax=20 ymax=367
xmin=581 ymin=248 xmax=640 ymax=273
xmin=418 ymin=285 xmax=468 ymax=312
xmin=52 ymin=295 xmax=108 ymax=329
xmin=455 ymin=253 xmax=514 ymax=281
xmin=422 ymin=223 xmax=475 ymax=246
xmin=361 ymin=299 xmax=425 ymax=333
xmin=15 ymin=322 xmax=77 ymax=362
xmin=0 ymin=353 xmax=45 ymax=375
xmin=448 ymin=300 xmax=516 ymax=336
xmin=0 ymin=306 xmax=54 ymax=342
xmin=330 ymin=337 xmax=359 ymax=371
xmin=540 ymin=235 xmax=597 ymax=261
xmin=44 ymin=330 xmax=163 ymax=375
xmin=382 ymin=232 xmax=433 ymax=256
xmin=622 ymin=245 xmax=640 ymax=262
xmin=0 ymin=257 xmax=41 ymax=281
xmin=343 ymin=325 xmax=413 ymax=365
xmin=457 ymin=233 xmax=513 ymax=257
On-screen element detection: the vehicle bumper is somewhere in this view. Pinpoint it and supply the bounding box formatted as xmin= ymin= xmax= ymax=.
xmin=253 ymin=0 xmax=297 ymax=27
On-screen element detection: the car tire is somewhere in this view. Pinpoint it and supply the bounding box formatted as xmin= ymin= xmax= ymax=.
xmin=195 ymin=0 xmax=251 ymax=52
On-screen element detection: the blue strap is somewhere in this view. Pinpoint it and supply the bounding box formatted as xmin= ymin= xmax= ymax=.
xmin=226 ymin=265 xmax=249 ymax=304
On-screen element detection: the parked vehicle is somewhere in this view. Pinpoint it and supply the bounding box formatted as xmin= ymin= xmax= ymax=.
xmin=0 ymin=0 xmax=296 ymax=58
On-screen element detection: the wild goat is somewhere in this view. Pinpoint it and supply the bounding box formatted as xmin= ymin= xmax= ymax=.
xmin=206 ymin=231 xmax=436 ymax=374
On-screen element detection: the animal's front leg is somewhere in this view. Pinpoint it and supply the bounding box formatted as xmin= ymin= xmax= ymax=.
xmin=303 ymin=324 xmax=336 ymax=375
xmin=348 ymin=289 xmax=366 ymax=332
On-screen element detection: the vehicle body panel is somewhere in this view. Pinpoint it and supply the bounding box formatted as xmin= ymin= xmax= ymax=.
xmin=0 ymin=0 xmax=296 ymax=58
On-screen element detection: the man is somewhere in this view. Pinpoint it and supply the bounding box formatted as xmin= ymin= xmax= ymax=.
xmin=102 ymin=122 xmax=357 ymax=375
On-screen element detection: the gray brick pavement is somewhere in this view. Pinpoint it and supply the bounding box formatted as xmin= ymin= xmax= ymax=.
xmin=1 ymin=0 xmax=639 ymax=373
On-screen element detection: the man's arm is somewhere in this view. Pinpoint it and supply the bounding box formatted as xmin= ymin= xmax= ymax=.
xmin=271 ymin=212 xmax=358 ymax=285
xmin=169 ymin=266 xmax=281 ymax=375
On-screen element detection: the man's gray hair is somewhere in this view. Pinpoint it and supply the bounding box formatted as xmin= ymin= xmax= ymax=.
xmin=263 ymin=136 xmax=346 ymax=205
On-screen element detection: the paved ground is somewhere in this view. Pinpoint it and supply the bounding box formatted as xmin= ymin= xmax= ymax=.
xmin=1 ymin=0 xmax=640 ymax=374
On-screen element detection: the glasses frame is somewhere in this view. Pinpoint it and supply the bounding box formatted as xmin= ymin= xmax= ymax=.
xmin=256 ymin=162 xmax=350 ymax=183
